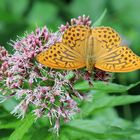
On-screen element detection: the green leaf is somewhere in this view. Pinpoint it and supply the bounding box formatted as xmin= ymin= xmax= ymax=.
xmin=126 ymin=81 xmax=140 ymax=90
xmin=65 ymin=71 xmax=75 ymax=80
xmin=81 ymin=94 xmax=140 ymax=117
xmin=9 ymin=113 xmax=35 ymax=140
xmin=92 ymin=9 xmax=107 ymax=26
xmin=0 ymin=121 xmax=19 ymax=129
xmin=94 ymin=95 xmax=140 ymax=110
xmin=74 ymin=81 xmax=127 ymax=93
xmin=74 ymin=81 xmax=140 ymax=93
xmin=65 ymin=119 xmax=140 ymax=139
xmin=2 ymin=98 xmax=18 ymax=112
xmin=22 ymin=127 xmax=53 ymax=140
xmin=70 ymin=0 xmax=106 ymax=22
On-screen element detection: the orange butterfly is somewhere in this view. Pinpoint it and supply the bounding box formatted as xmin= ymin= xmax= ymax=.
xmin=36 ymin=25 xmax=140 ymax=72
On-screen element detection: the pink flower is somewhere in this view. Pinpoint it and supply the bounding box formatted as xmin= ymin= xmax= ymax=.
xmin=59 ymin=15 xmax=92 ymax=32
xmin=0 ymin=46 xmax=9 ymax=81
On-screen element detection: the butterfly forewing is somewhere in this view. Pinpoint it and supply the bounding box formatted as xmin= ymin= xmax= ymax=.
xmin=92 ymin=27 xmax=121 ymax=50
xmin=62 ymin=25 xmax=91 ymax=48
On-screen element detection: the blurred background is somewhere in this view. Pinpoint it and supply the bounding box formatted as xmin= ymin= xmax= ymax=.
xmin=0 ymin=0 xmax=140 ymax=139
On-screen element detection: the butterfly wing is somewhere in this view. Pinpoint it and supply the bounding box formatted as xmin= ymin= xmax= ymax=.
xmin=92 ymin=27 xmax=121 ymax=50
xmin=95 ymin=46 xmax=140 ymax=72
xmin=62 ymin=25 xmax=91 ymax=48
xmin=36 ymin=42 xmax=85 ymax=70
xmin=36 ymin=25 xmax=92 ymax=70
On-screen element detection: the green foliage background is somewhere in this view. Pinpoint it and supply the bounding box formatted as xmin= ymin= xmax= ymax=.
xmin=0 ymin=0 xmax=140 ymax=139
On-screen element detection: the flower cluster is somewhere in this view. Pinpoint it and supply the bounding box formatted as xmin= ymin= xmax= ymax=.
xmin=59 ymin=15 xmax=92 ymax=32
xmin=0 ymin=46 xmax=9 ymax=81
xmin=0 ymin=15 xmax=111 ymax=133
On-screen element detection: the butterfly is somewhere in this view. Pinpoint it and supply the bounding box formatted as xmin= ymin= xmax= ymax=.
xmin=36 ymin=25 xmax=140 ymax=72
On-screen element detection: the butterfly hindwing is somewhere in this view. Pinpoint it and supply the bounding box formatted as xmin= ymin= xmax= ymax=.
xmin=36 ymin=42 xmax=85 ymax=70
xmin=95 ymin=46 xmax=140 ymax=72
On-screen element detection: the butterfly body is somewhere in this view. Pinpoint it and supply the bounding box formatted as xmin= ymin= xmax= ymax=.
xmin=36 ymin=25 xmax=140 ymax=72
xmin=84 ymin=34 xmax=95 ymax=72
